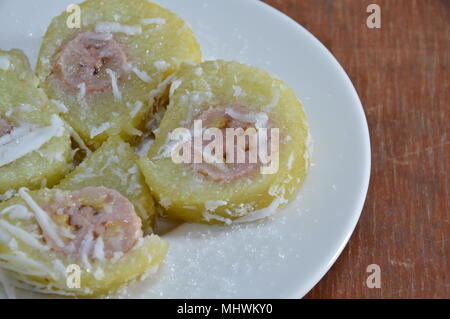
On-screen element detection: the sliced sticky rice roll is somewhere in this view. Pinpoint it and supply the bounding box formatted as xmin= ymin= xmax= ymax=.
xmin=139 ymin=60 xmax=310 ymax=224
xmin=0 ymin=187 xmax=168 ymax=297
xmin=36 ymin=0 xmax=201 ymax=149
xmin=57 ymin=136 xmax=155 ymax=232
xmin=0 ymin=49 xmax=71 ymax=196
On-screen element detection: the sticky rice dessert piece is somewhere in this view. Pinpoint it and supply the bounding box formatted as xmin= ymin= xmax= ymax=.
xmin=57 ymin=136 xmax=155 ymax=232
xmin=139 ymin=60 xmax=311 ymax=224
xmin=0 ymin=187 xmax=168 ymax=298
xmin=36 ymin=0 xmax=202 ymax=149
xmin=0 ymin=49 xmax=71 ymax=195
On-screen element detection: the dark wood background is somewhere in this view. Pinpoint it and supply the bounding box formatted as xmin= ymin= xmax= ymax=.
xmin=261 ymin=0 xmax=449 ymax=298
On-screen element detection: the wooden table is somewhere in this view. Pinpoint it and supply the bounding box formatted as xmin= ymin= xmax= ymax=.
xmin=261 ymin=0 xmax=449 ymax=298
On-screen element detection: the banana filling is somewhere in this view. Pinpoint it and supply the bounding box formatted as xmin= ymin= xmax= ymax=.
xmin=41 ymin=187 xmax=142 ymax=261
xmin=54 ymin=30 xmax=129 ymax=92
xmin=188 ymin=105 xmax=279 ymax=183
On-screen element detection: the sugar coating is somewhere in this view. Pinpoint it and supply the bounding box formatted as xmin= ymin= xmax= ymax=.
xmin=117 ymin=198 xmax=309 ymax=299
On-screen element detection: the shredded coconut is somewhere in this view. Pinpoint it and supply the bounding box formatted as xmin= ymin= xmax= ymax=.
xmin=86 ymin=32 xmax=113 ymax=41
xmin=9 ymin=277 xmax=79 ymax=296
xmin=205 ymin=200 xmax=228 ymax=212
xmin=111 ymin=252 xmax=124 ymax=263
xmin=51 ymin=260 xmax=67 ymax=279
xmin=0 ymin=56 xmax=10 ymax=71
xmin=194 ymin=67 xmax=203 ymax=76
xmin=154 ymin=60 xmax=170 ymax=71
xmin=232 ymin=85 xmax=246 ymax=97
xmin=79 ymin=232 xmax=94 ymax=269
xmin=94 ymin=267 xmax=105 ymax=280
xmin=0 ymin=123 xmax=32 ymax=147
xmin=93 ymin=237 xmax=105 ymax=261
xmin=90 ymin=123 xmax=111 ymax=139
xmin=149 ymin=74 xmax=175 ymax=102
xmin=0 ymin=190 xmax=15 ymax=201
xmin=77 ymin=83 xmax=87 ymax=107
xmin=203 ymin=212 xmax=232 ymax=225
xmin=234 ymin=196 xmax=285 ymax=224
xmin=131 ymin=66 xmax=152 ymax=83
xmin=1 ymin=205 xmax=32 ymax=219
xmin=169 ymin=79 xmax=183 ymax=97
xmin=135 ymin=138 xmax=154 ymax=157
xmin=128 ymin=101 xmax=144 ymax=118
xmin=95 ymin=22 xmax=142 ymax=35
xmin=141 ymin=18 xmax=166 ymax=25
xmin=153 ymin=133 xmax=189 ymax=160
xmin=0 ymin=253 xmax=51 ymax=278
xmin=18 ymin=188 xmax=64 ymax=248
xmin=0 ymin=220 xmax=48 ymax=251
xmin=0 ymin=115 xmax=65 ymax=167
xmin=287 ymin=153 xmax=294 ymax=170
xmin=177 ymin=23 xmax=189 ymax=35
xmin=18 ymin=104 xmax=36 ymax=112
xmin=67 ymin=125 xmax=92 ymax=156
xmin=159 ymin=196 xmax=172 ymax=209
xmin=225 ymin=108 xmax=268 ymax=128
xmin=106 ymin=68 xmax=122 ymax=101
xmin=0 ymin=269 xmax=15 ymax=299
xmin=264 ymin=89 xmax=280 ymax=111
xmin=51 ymin=100 xmax=69 ymax=113
xmin=8 ymin=238 xmax=18 ymax=250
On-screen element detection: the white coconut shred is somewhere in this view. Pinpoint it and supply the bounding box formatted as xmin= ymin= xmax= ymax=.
xmin=0 ymin=115 xmax=65 ymax=167
xmin=18 ymin=188 xmax=64 ymax=248
xmin=106 ymin=68 xmax=122 ymax=101
xmin=141 ymin=18 xmax=166 ymax=25
xmin=0 ymin=56 xmax=10 ymax=71
xmin=95 ymin=22 xmax=142 ymax=35
xmin=0 ymin=269 xmax=15 ymax=299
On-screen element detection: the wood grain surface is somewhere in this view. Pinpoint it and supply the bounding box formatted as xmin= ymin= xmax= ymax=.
xmin=261 ymin=0 xmax=449 ymax=298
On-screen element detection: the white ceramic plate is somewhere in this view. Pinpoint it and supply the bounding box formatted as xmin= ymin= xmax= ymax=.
xmin=0 ymin=0 xmax=371 ymax=298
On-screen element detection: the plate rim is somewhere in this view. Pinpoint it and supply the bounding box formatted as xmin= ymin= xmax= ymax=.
xmin=0 ymin=0 xmax=372 ymax=299
xmin=253 ymin=0 xmax=372 ymax=298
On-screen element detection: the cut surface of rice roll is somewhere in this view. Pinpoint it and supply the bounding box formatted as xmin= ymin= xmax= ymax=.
xmin=139 ymin=60 xmax=311 ymax=224
xmin=57 ymin=136 xmax=155 ymax=232
xmin=0 ymin=187 xmax=168 ymax=298
xmin=0 ymin=49 xmax=71 ymax=196
xmin=36 ymin=0 xmax=201 ymax=149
